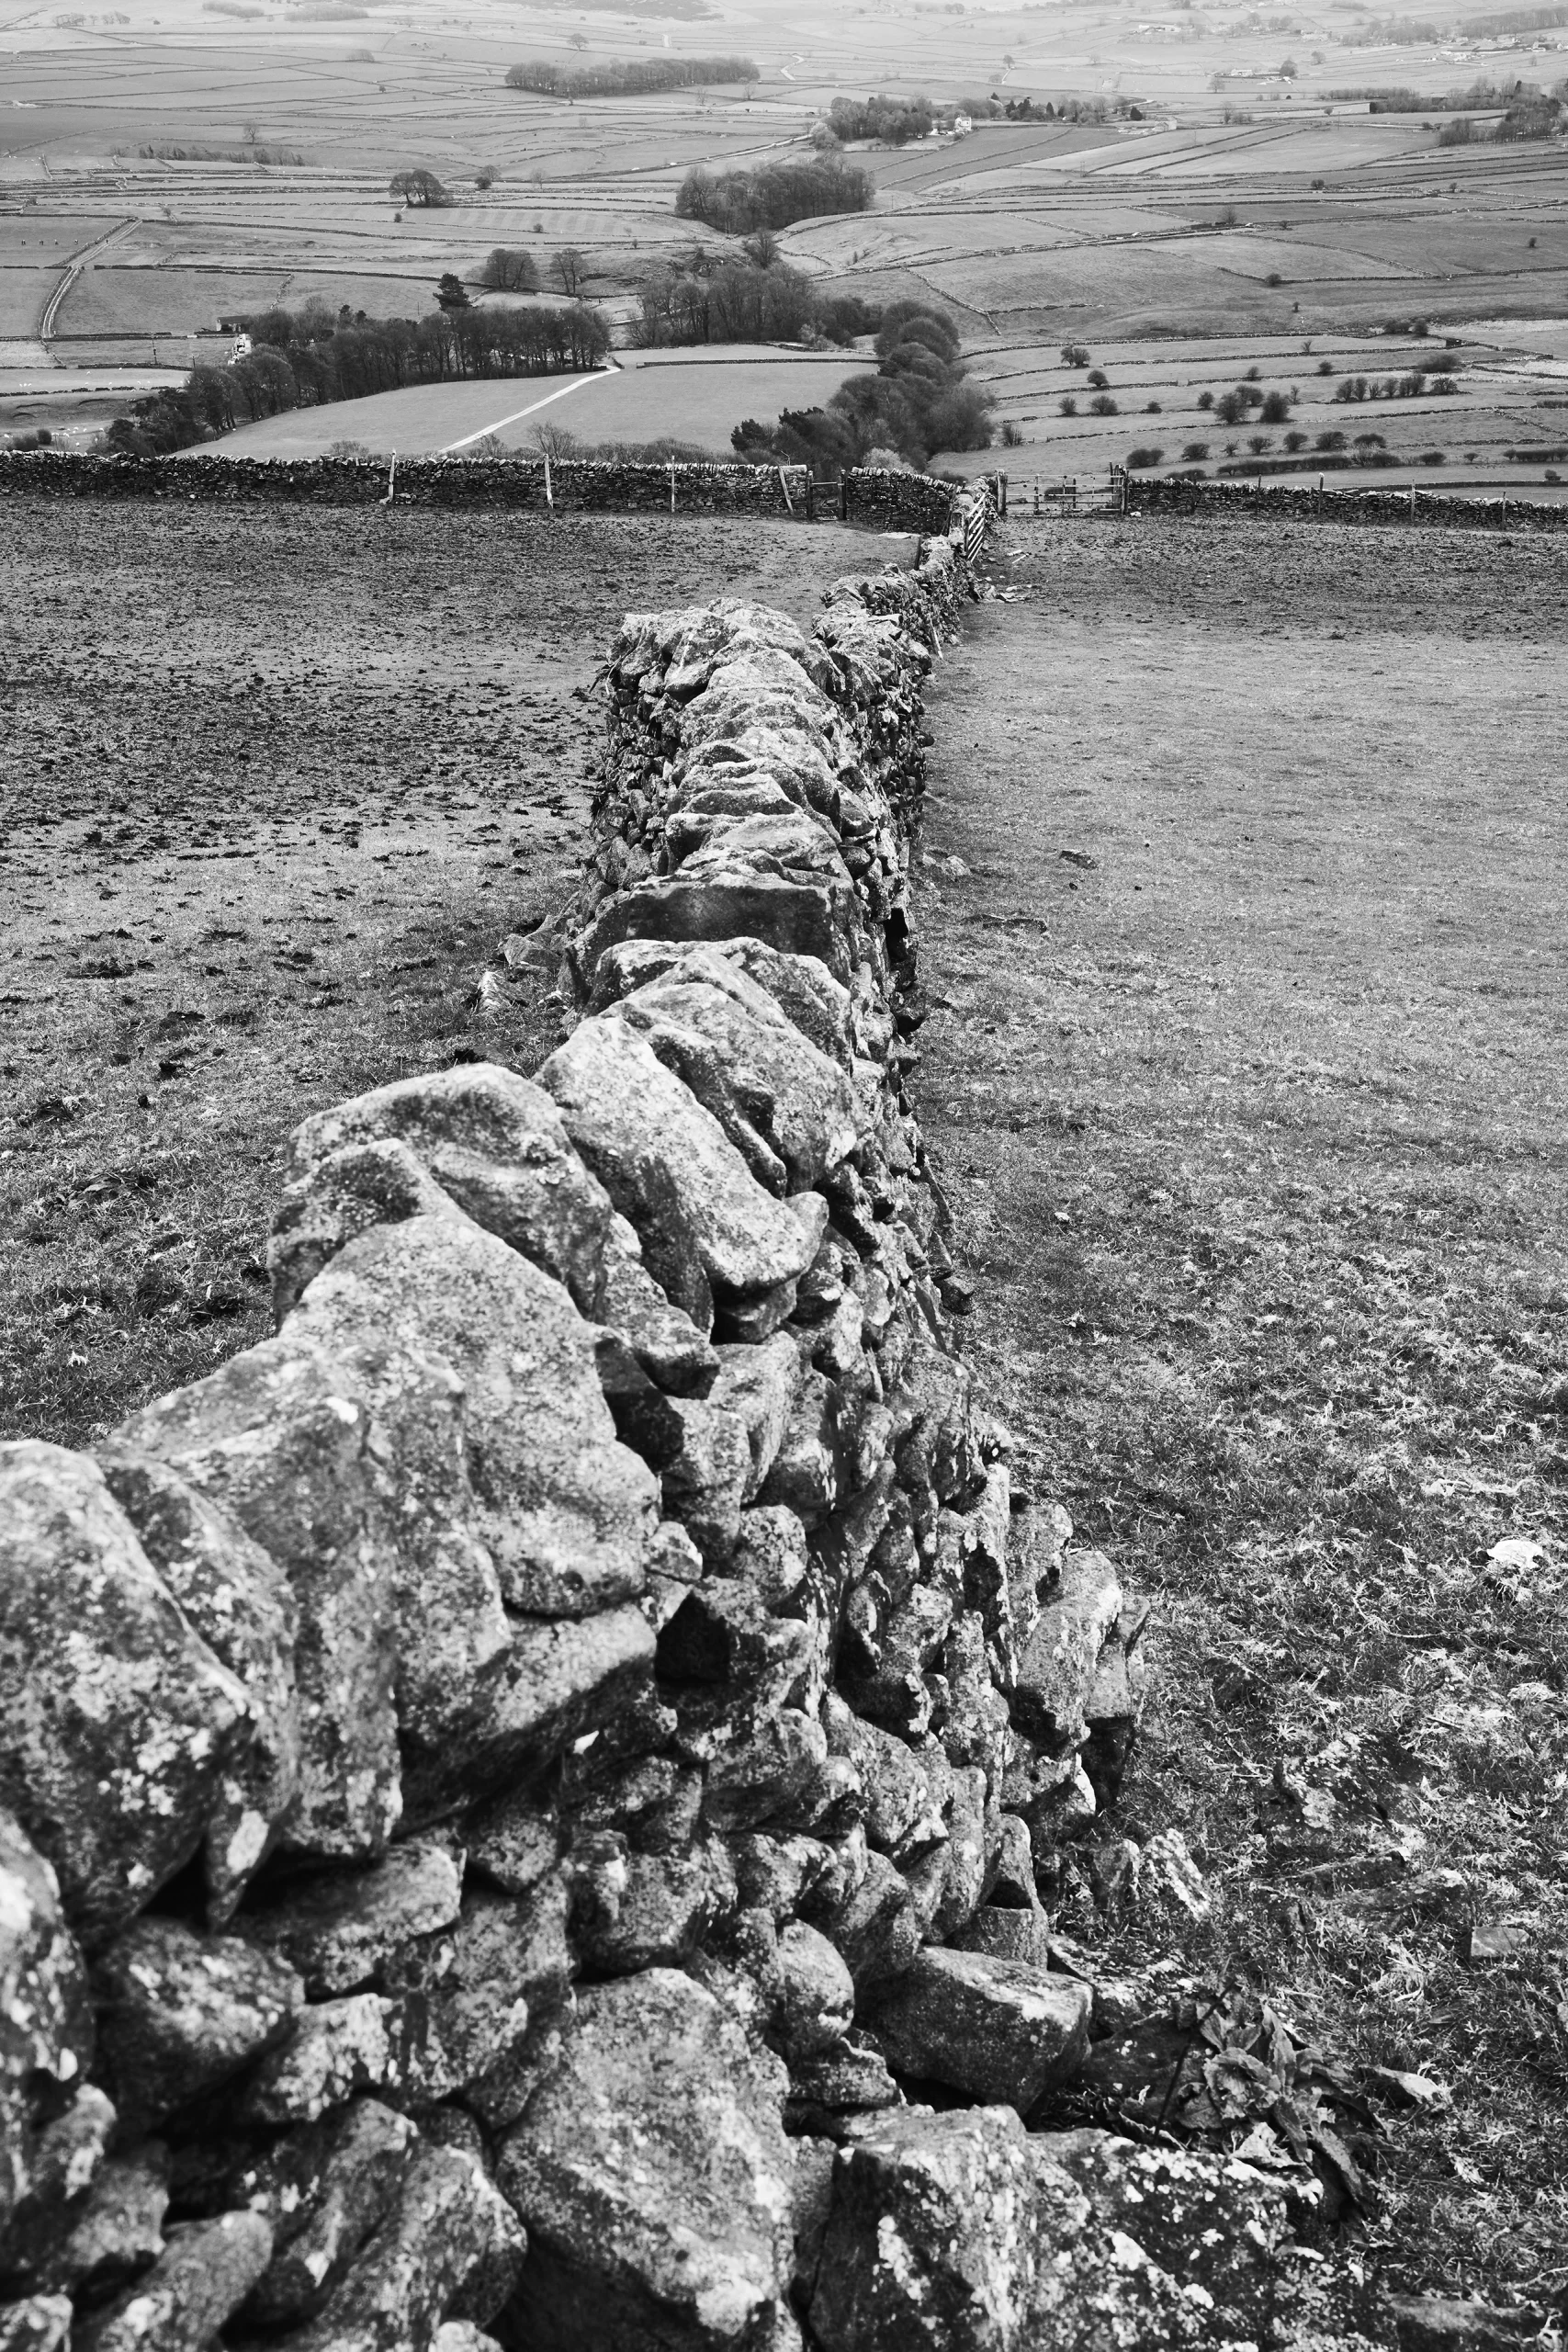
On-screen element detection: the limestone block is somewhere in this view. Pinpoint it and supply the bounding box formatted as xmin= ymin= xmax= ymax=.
xmin=808 ymin=2106 xmax=1201 ymax=2352
xmin=576 ymin=869 xmax=859 ymax=991
xmin=286 ymin=1216 xmax=657 ymax=1623
xmin=118 ymin=1340 xmax=404 ymax=1865
xmin=773 ymin=1924 xmax=854 ymax=2064
xmin=0 ymin=2298 xmax=72 ymax=2352
xmin=807 ymin=1852 xmax=918 ymax=1993
xmin=498 ymin=1969 xmax=796 ymax=2352
xmin=34 ymin=2143 xmax=167 ymax=2299
xmin=0 ymin=2086 xmax=114 ymax=2286
xmin=1010 ymin=1549 xmax=1123 ymax=1753
xmin=574 ymin=1841 xmax=737 ymax=1975
xmin=278 ymin=1063 xmax=618 ymax=1317
xmin=863 ymin=1949 xmax=1091 ymax=2110
xmin=73 ymin=2211 xmax=274 ymax=2352
xmin=596 ymin=1247 xmax=719 ymax=1396
xmin=608 ymin=978 xmax=861 ymax=1196
xmin=91 ymin=1919 xmax=301 ymax=2131
xmin=96 ymin=1453 xmax=300 ymax=1923
xmin=588 ymin=938 xmax=855 ymax=1071
xmin=279 ymin=2144 xmax=525 ymax=2351
xmin=239 ymin=1995 xmax=398 ymax=2126
xmin=706 ymin=1337 xmax=803 ymax=1503
xmin=240 ymin=1843 xmax=463 ymax=1998
xmin=265 ymin=1136 xmax=473 ymax=1323
xmin=237 ymin=2098 xmax=416 ymax=2324
xmin=0 ymin=1443 xmax=252 ymax=1941
xmin=403 ymin=1609 xmax=655 ymax=1819
xmin=541 ymin=1017 xmax=825 ymax=1340
xmin=0 ymin=1809 xmax=93 ymax=2250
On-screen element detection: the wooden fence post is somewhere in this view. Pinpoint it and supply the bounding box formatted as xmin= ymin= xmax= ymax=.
xmin=670 ymin=458 xmax=676 ymax=515
xmin=839 ymin=473 xmax=849 ymax=523
xmin=805 ymin=474 xmax=816 ymax=522
xmin=544 ymin=450 xmax=553 ymax=512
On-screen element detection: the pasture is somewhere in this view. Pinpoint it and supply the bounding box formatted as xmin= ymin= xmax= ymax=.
xmin=920 ymin=516 xmax=1568 ymax=2312
xmin=200 ymin=345 xmax=876 ymax=458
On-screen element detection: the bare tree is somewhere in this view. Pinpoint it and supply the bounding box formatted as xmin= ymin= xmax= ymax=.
xmin=551 ymin=244 xmax=587 ymax=297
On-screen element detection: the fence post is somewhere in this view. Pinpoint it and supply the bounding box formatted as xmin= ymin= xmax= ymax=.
xmin=670 ymin=458 xmax=676 ymax=515
xmin=805 ymin=473 xmax=816 ymax=522
xmin=839 ymin=473 xmax=849 ymax=523
xmin=544 ymin=450 xmax=553 ymax=512
xmin=1409 ymin=483 xmax=1416 ymax=521
xmin=998 ymin=471 xmax=1008 ymax=519
xmin=384 ymin=451 xmax=396 ymax=506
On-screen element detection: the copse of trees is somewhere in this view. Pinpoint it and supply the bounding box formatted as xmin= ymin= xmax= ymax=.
xmin=480 ymin=247 xmax=541 ymax=293
xmin=676 ymin=155 xmax=872 ymax=235
xmin=104 ymin=300 xmax=609 ymax=458
xmin=828 ymin=91 xmax=934 ymax=143
xmin=505 ymin=54 xmax=757 ymax=98
xmin=634 ymin=251 xmax=818 ymax=347
xmin=732 ymin=294 xmax=992 ymax=478
xmin=389 ymin=167 xmax=451 ymax=208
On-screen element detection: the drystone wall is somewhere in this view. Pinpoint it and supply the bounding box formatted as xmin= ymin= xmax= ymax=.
xmin=1 ymin=527 xmax=1309 ymax=2352
xmin=0 ymin=452 xmax=957 ymax=532
xmin=1128 ymin=472 xmax=1568 ymax=531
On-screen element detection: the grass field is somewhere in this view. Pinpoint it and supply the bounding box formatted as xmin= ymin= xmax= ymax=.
xmin=919 ymin=513 xmax=1568 ymax=2320
xmin=201 ymin=345 xmax=877 ymax=459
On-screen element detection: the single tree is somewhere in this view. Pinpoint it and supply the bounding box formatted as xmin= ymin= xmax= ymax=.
xmin=389 ymin=166 xmax=451 ymax=209
xmin=436 ymin=270 xmax=470 ymax=311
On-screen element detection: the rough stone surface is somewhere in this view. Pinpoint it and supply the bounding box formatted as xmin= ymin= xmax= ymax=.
xmin=0 ymin=1444 xmax=250 ymax=1944
xmin=91 ymin=1918 xmax=302 ymax=2131
xmin=73 ymin=2210 xmax=274 ymax=2352
xmin=278 ymin=1063 xmax=619 ymax=1316
xmin=863 ymin=1948 xmax=1092 ymax=2110
xmin=240 ymin=1843 xmax=463 ymax=1998
xmin=285 ymin=1216 xmax=658 ymax=1623
xmin=498 ymin=1968 xmax=796 ymax=2352
xmin=810 ymin=2106 xmax=1203 ymax=2352
xmin=538 ymin=1017 xmax=821 ymax=1330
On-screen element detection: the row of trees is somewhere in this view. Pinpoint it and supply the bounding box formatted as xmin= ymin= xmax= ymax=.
xmin=505 ymin=54 xmax=756 ymax=97
xmin=105 ymin=300 xmax=609 ymax=458
xmin=676 ymin=156 xmax=873 ymax=234
xmin=731 ymin=299 xmax=993 ymax=477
